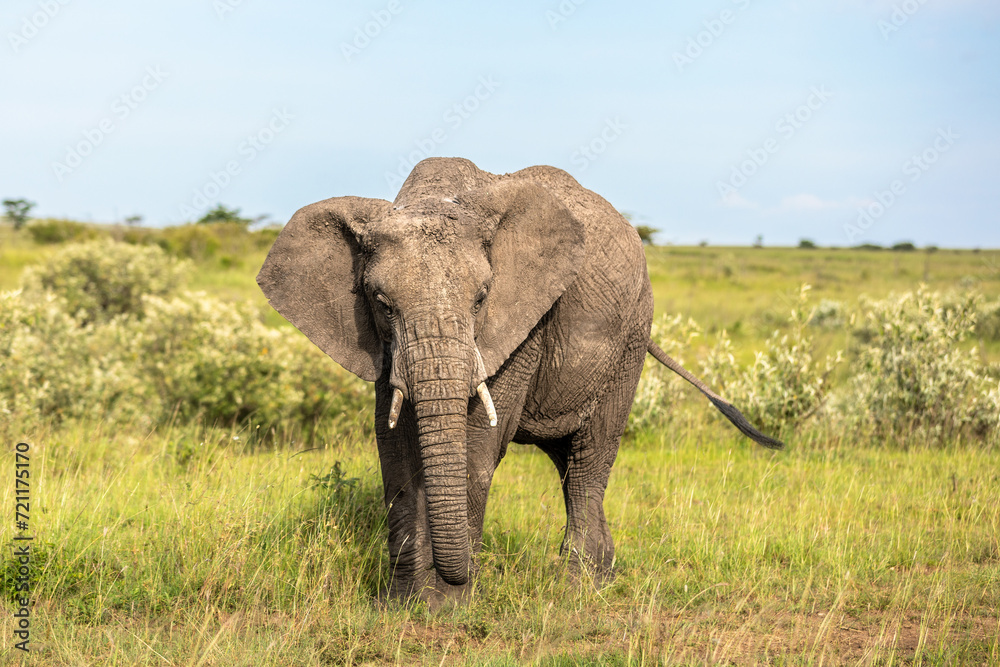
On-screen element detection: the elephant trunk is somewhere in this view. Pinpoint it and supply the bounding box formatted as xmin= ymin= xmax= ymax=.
xmin=407 ymin=335 xmax=473 ymax=586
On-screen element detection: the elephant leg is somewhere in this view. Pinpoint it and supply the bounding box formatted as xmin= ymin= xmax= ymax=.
xmin=544 ymin=336 xmax=647 ymax=581
xmin=545 ymin=429 xmax=617 ymax=579
xmin=466 ymin=330 xmax=543 ymax=553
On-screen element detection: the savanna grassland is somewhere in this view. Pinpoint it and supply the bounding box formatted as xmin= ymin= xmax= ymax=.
xmin=1 ymin=222 xmax=999 ymax=665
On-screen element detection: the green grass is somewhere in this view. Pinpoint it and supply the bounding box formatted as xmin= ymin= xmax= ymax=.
xmin=1 ymin=227 xmax=999 ymax=664
xmin=2 ymin=422 xmax=997 ymax=664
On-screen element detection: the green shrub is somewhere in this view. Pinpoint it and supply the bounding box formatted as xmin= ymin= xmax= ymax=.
xmin=702 ymin=285 xmax=841 ymax=435
xmin=252 ymin=227 xmax=281 ymax=250
xmin=21 ymin=240 xmax=185 ymax=323
xmin=121 ymin=226 xmax=157 ymax=246
xmin=26 ymin=218 xmax=99 ymax=244
xmin=845 ymin=288 xmax=999 ymax=441
xmin=150 ymin=222 xmax=279 ymax=262
xmin=155 ymin=225 xmax=223 ymax=260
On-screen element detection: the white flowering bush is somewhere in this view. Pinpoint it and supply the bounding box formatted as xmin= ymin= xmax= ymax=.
xmin=977 ymin=299 xmax=1000 ymax=341
xmin=811 ymin=299 xmax=846 ymax=329
xmin=628 ymin=314 xmax=701 ymax=432
xmin=21 ymin=240 xmax=186 ymax=323
xmin=4 ymin=241 xmax=372 ymax=436
xmin=0 ymin=291 xmax=157 ymax=428
xmin=138 ymin=293 xmax=371 ymax=430
xmin=137 ymin=293 xmax=301 ymax=426
xmin=846 ymin=288 xmax=999 ymax=441
xmin=701 ymin=285 xmax=841 ymax=435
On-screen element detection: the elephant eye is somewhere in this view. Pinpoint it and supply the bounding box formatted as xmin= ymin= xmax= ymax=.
xmin=375 ymin=292 xmax=394 ymax=315
xmin=472 ymin=286 xmax=488 ymax=313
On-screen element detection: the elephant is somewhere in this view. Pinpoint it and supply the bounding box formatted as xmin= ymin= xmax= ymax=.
xmin=257 ymin=157 xmax=782 ymax=604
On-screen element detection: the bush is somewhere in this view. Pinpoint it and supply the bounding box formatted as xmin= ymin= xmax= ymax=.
xmin=149 ymin=223 xmax=280 ymax=263
xmin=137 ymin=293 xmax=371 ymax=430
xmin=0 ymin=291 xmax=158 ymax=429
xmin=976 ymin=299 xmax=1000 ymax=341
xmin=26 ymin=218 xmax=99 ymax=244
xmin=20 ymin=240 xmax=185 ymax=323
xmin=155 ymin=225 xmax=223 ymax=260
xmin=4 ymin=247 xmax=371 ymax=435
xmin=845 ymin=288 xmax=999 ymax=441
xmin=252 ymin=227 xmax=281 ymax=250
xmin=702 ymin=285 xmax=841 ymax=435
xmin=629 ymin=314 xmax=701 ymax=432
xmin=811 ymin=299 xmax=846 ymax=329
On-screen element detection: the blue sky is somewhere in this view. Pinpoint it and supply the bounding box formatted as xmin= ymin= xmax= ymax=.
xmin=3 ymin=0 xmax=998 ymax=246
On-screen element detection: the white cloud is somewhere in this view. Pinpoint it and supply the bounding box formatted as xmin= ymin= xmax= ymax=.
xmin=720 ymin=192 xmax=760 ymax=210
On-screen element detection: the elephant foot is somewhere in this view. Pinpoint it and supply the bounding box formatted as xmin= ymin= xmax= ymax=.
xmin=380 ymin=570 xmax=475 ymax=610
xmin=420 ymin=576 xmax=473 ymax=611
xmin=560 ymin=543 xmax=616 ymax=589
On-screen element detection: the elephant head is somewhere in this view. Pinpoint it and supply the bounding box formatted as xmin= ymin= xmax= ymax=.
xmin=256 ymin=165 xmax=585 ymax=585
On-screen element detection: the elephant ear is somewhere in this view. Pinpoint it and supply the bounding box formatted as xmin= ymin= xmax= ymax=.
xmin=460 ymin=182 xmax=586 ymax=376
xmin=256 ymin=196 xmax=390 ymax=382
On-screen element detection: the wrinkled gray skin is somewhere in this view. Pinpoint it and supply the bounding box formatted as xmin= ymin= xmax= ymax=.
xmin=257 ymin=157 xmax=782 ymax=605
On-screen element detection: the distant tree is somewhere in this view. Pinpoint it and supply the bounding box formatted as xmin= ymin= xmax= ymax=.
xmin=634 ymin=225 xmax=659 ymax=245
xmin=3 ymin=198 xmax=35 ymax=230
xmin=753 ymin=234 xmax=763 ymax=248
xmin=195 ymin=204 xmax=269 ymax=229
xmin=891 ymin=241 xmax=916 ymax=252
xmin=197 ymin=204 xmax=252 ymax=227
xmin=925 ymin=245 xmax=939 ymax=253
xmin=698 ymin=240 xmax=709 ymax=247
xmin=124 ymin=215 xmax=143 ymax=227
xmin=798 ymin=238 xmax=817 ymax=249
xmin=855 ymin=243 xmax=883 ymax=251
xmin=619 ymin=211 xmax=657 ymax=246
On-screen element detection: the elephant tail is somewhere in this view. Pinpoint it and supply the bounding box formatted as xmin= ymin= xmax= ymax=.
xmin=646 ymin=340 xmax=785 ymax=450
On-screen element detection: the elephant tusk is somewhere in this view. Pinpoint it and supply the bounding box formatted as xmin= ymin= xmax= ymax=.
xmin=388 ymin=387 xmax=403 ymax=429
xmin=477 ymin=382 xmax=497 ymax=427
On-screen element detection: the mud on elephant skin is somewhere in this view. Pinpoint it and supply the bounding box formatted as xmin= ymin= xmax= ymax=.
xmin=257 ymin=157 xmax=782 ymax=604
